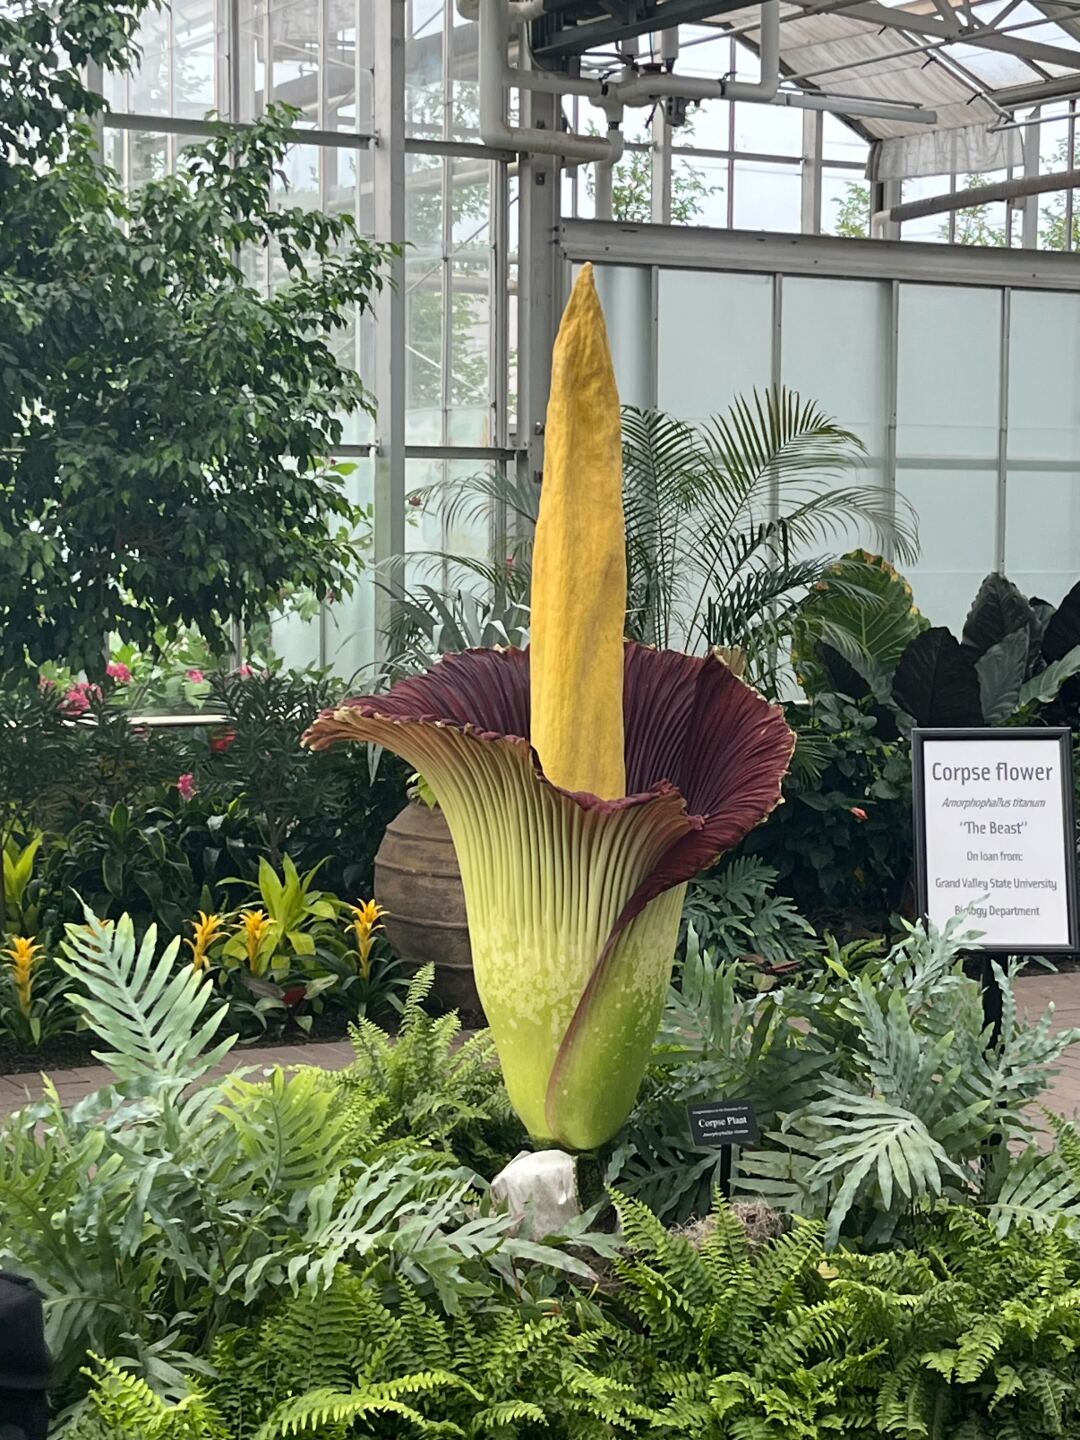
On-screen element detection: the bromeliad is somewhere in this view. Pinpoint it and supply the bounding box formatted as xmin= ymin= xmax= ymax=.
xmin=347 ymin=899 xmax=386 ymax=982
xmin=5 ymin=935 xmax=42 ymax=1017
xmin=186 ymin=911 xmax=226 ymax=971
xmin=306 ymin=265 xmax=794 ymax=1152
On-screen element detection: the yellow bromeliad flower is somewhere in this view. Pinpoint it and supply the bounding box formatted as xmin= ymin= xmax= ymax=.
xmin=186 ymin=911 xmax=226 ymax=971
xmin=5 ymin=936 xmax=42 ymax=1017
xmin=238 ymin=908 xmax=269 ymax=974
xmin=347 ymin=899 xmax=386 ymax=981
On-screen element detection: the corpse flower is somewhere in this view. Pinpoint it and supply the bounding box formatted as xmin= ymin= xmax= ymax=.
xmin=306 ymin=266 xmax=794 ymax=1152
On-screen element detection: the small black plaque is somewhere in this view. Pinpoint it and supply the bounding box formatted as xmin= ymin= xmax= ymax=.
xmin=687 ymin=1100 xmax=759 ymax=1147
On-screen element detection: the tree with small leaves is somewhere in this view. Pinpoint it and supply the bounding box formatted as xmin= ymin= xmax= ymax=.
xmin=831 ymin=180 xmax=871 ymax=237
xmin=0 ymin=0 xmax=392 ymax=679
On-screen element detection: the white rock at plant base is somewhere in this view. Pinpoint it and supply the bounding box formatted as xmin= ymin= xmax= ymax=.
xmin=490 ymin=1149 xmax=582 ymax=1240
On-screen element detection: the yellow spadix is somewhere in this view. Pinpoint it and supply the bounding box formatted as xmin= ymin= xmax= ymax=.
xmin=529 ymin=262 xmax=627 ymax=800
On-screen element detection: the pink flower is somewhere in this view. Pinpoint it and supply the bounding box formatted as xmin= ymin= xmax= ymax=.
xmin=235 ymin=663 xmax=254 ymax=678
xmin=186 ymin=668 xmax=205 ymax=684
xmin=38 ymin=675 xmax=56 ymax=692
xmin=850 ymin=806 xmax=868 ymax=822
xmin=61 ymin=681 xmax=102 ymax=716
xmin=209 ymin=728 xmax=237 ymax=754
xmin=106 ymin=660 xmax=132 ymax=683
xmin=176 ymin=772 xmax=197 ymax=802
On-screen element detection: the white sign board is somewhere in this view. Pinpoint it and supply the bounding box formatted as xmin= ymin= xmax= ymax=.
xmin=913 ymin=728 xmax=1078 ymax=953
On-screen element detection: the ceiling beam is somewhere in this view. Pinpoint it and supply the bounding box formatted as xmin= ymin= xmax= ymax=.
xmin=992 ymin=69 xmax=1080 ymax=104
xmin=838 ymin=1 xmax=1080 ymax=68
xmin=530 ymin=0 xmax=750 ymax=62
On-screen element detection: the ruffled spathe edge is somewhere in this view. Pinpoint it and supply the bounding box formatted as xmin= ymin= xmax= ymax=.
xmin=304 ymin=641 xmax=794 ymax=922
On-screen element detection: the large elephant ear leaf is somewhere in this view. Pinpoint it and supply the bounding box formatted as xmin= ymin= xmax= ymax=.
xmin=792 ymin=549 xmax=928 ymax=697
xmin=1029 ymin=596 xmax=1056 ymax=634
xmin=814 ymin=640 xmax=871 ymax=701
xmin=961 ymin=573 xmax=1038 ymax=665
xmin=1042 ymin=579 xmax=1080 ymax=663
xmin=976 ymin=630 xmax=1028 ymax=725
xmin=1018 ymin=644 xmax=1080 ymax=709
xmin=892 ymin=628 xmax=984 ymax=727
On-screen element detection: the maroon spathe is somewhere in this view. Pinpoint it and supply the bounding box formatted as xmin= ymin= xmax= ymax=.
xmin=308 ymin=642 xmax=795 ymax=944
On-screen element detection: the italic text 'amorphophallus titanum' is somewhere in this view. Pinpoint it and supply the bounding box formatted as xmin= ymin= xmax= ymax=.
xmin=305 ymin=264 xmax=794 ymax=1152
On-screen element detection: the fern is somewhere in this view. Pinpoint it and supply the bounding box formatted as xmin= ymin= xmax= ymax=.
xmin=252 ymin=1373 xmax=467 ymax=1438
xmin=738 ymin=917 xmax=1080 ymax=1243
xmin=215 ymin=1068 xmax=349 ymax=1195
xmin=75 ymin=1356 xmax=227 ymax=1439
xmin=336 ymin=965 xmax=522 ymax=1171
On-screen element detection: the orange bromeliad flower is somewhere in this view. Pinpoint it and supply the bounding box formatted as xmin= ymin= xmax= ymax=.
xmin=5 ymin=936 xmax=43 ymax=1016
xmin=347 ymin=899 xmax=386 ymax=981
xmin=238 ymin=908 xmax=269 ymax=973
xmin=186 ymin=911 xmax=226 ymax=971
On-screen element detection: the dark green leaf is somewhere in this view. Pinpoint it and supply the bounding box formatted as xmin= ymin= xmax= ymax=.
xmin=975 ymin=629 xmax=1028 ymax=724
xmin=892 ymin=628 xmax=983 ymax=728
xmin=961 ymin=573 xmax=1038 ymax=664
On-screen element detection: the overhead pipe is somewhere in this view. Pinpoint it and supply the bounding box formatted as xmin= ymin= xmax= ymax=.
xmin=478 ymin=0 xmax=625 ymax=162
xmin=480 ymin=0 xmax=936 ymax=165
xmin=595 ymin=159 xmax=615 ymax=219
xmin=873 ymin=166 xmax=1080 ymax=231
xmin=615 ymin=0 xmax=778 ymax=104
xmin=612 ymin=69 xmax=937 ymax=124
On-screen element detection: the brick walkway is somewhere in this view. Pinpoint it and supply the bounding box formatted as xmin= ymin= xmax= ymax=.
xmin=0 ymin=1039 xmax=356 ymax=1118
xmin=3 ymin=972 xmax=1080 ymax=1121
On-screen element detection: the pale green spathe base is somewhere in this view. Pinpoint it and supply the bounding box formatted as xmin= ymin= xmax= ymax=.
xmin=307 ymin=708 xmax=695 ymax=1150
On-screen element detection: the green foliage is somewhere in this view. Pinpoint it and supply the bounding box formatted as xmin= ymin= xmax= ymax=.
xmin=609 ymin=926 xmax=827 ymax=1223
xmin=0 ymin=932 xmax=73 ymax=1049
xmin=72 ymin=1197 xmax=1080 ymax=1440
xmin=50 ymin=801 xmax=198 ymax=935
xmin=380 ymin=584 xmax=532 ymax=686
xmin=57 ymin=908 xmax=235 ymax=1085
xmin=0 ymin=916 xmax=598 ymax=1417
xmin=682 ymin=856 xmax=817 ymax=967
xmin=792 ymin=549 xmax=930 ymax=701
xmin=613 ymin=914 xmax=1080 ymax=1245
xmin=3 ymin=831 xmax=45 ymax=934
xmin=742 ymin=691 xmax=913 ymax=925
xmin=620 ymin=391 xmax=916 ymax=683
xmin=8 ymin=916 xmax=1080 ymax=1438
xmin=801 ymin=568 xmax=1080 ymax=731
xmin=387 ymin=388 xmax=911 ymax=694
xmin=0 ymin=660 xmax=408 ymax=1043
xmin=0 ymin=681 xmax=74 ymax=927
xmin=0 ymin=0 xmax=391 ymax=677
xmin=200 ymin=668 xmax=351 ymax=872
xmin=738 ymin=913 xmax=1080 ymax=1243
xmin=831 ymin=180 xmax=871 ymax=237
xmin=337 ymin=965 xmax=524 ymax=1173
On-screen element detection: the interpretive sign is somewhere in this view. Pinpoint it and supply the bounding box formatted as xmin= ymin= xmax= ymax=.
xmin=687 ymin=1100 xmax=760 ymax=1147
xmin=912 ymin=727 xmax=1079 ymax=954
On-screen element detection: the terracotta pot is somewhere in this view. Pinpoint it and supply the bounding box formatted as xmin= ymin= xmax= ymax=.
xmin=374 ymin=801 xmax=479 ymax=1016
